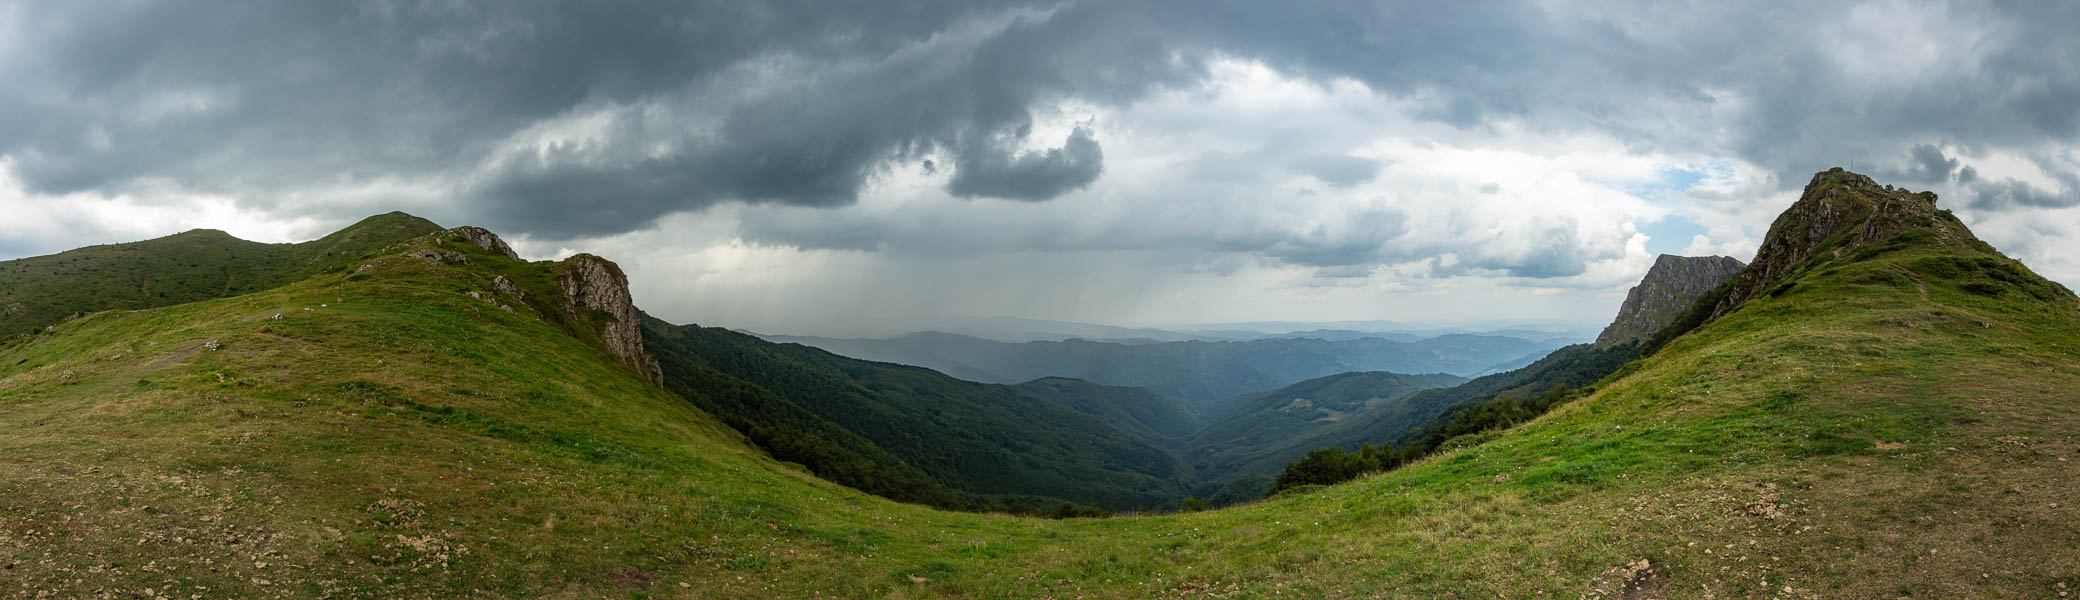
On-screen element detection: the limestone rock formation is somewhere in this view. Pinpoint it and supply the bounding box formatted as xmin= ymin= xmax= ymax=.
xmin=557 ymin=254 xmax=663 ymax=384
xmin=451 ymin=226 xmax=521 ymax=260
xmin=1596 ymin=254 xmax=1746 ymax=347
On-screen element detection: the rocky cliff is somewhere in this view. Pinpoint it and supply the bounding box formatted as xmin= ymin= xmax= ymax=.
xmin=1709 ymin=168 xmax=1992 ymax=317
xmin=1595 ymin=254 xmax=1746 ymax=347
xmin=556 ymin=254 xmax=664 ymax=385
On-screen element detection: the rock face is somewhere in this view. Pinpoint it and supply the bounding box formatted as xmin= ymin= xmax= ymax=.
xmin=451 ymin=226 xmax=521 ymax=260
xmin=557 ymin=254 xmax=663 ymax=384
xmin=1710 ymin=168 xmax=1984 ymax=317
xmin=1596 ymin=254 xmax=1747 ymax=347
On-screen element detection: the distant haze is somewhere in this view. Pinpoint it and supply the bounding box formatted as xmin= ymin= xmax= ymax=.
xmin=4 ymin=2 xmax=2078 ymax=337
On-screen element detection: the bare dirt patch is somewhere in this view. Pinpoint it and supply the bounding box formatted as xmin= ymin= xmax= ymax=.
xmin=608 ymin=566 xmax=658 ymax=590
xmin=155 ymin=345 xmax=202 ymax=367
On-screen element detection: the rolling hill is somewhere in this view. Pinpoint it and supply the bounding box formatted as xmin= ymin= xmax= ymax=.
xmin=3 ymin=168 xmax=2077 ymax=597
xmin=0 ymin=212 xmax=443 ymax=337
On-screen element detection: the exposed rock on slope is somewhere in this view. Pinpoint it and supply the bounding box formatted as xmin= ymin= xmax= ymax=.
xmin=1595 ymin=254 xmax=1746 ymax=347
xmin=452 ymin=226 xmax=521 ymax=260
xmin=558 ymin=253 xmax=664 ymax=384
xmin=1711 ymin=168 xmax=2007 ymax=317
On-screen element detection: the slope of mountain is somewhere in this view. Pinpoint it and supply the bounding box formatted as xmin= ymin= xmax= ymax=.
xmin=1593 ymin=253 xmax=1746 ymax=346
xmin=5 ymin=169 xmax=2077 ymax=597
xmin=1011 ymin=376 xmax=1200 ymax=448
xmin=0 ymin=212 xmax=446 ymax=337
xmin=645 ymin=322 xmax=1199 ymax=510
xmin=1188 ymin=342 xmax=1638 ymax=490
xmin=1181 ymin=370 xmax=1465 ymax=497
xmin=765 ymin=330 xmax=1546 ymax=409
xmin=0 ymin=214 xmax=1205 ymax=513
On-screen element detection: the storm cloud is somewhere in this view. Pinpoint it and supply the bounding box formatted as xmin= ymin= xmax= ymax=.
xmin=4 ymin=1 xmax=2079 ymax=330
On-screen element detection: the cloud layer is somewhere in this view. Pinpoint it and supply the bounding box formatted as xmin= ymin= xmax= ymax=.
xmin=3 ymin=1 xmax=2076 ymax=330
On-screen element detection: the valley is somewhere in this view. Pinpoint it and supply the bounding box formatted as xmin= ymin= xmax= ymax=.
xmin=3 ymin=169 xmax=2076 ymax=597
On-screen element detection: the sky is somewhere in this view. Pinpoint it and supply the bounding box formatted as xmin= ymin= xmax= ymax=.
xmin=3 ymin=1 xmax=2077 ymax=336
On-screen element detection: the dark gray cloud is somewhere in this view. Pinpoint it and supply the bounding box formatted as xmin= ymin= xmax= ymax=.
xmin=947 ymin=127 xmax=1104 ymax=200
xmin=6 ymin=0 xmax=2080 ymax=261
xmin=1 ymin=1 xmax=1180 ymax=238
xmin=1902 ymin=144 xmax=1961 ymax=184
xmin=1968 ymin=178 xmax=2080 ymax=211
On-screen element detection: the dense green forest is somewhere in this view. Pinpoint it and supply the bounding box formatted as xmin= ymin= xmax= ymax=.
xmin=644 ymin=320 xmax=1202 ymax=511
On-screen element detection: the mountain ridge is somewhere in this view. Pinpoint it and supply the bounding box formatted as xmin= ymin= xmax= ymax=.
xmin=0 ymin=211 xmax=444 ymax=336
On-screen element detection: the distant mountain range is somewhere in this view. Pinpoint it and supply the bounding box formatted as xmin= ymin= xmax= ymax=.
xmin=744 ymin=314 xmax=1594 ymax=345
xmin=759 ymin=330 xmax=1560 ymax=410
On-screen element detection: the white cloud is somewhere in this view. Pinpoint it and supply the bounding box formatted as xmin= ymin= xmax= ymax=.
xmin=0 ymin=159 xmax=307 ymax=255
xmin=4 ymin=0 xmax=2077 ymax=336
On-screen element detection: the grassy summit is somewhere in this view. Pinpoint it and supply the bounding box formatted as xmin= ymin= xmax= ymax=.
xmin=3 ymin=170 xmax=2078 ymax=597
xmin=0 ymin=212 xmax=443 ymax=337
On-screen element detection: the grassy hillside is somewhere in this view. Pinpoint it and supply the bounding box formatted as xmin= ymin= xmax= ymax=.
xmin=4 ymin=171 xmax=2078 ymax=597
xmin=0 ymin=212 xmax=443 ymax=336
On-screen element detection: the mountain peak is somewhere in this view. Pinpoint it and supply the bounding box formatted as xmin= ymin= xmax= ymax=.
xmin=1710 ymin=168 xmax=1993 ymax=317
xmin=1594 ymin=254 xmax=1745 ymax=347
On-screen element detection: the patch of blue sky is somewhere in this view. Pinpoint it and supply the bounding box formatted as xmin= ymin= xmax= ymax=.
xmin=1602 ymin=160 xmax=1738 ymax=256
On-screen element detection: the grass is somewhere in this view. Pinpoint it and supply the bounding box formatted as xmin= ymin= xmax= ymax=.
xmin=0 ymin=212 xmax=442 ymax=337
xmin=2 ymin=229 xmax=2078 ymax=598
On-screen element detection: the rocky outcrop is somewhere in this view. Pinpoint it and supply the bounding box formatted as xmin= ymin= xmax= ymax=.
xmin=405 ymin=249 xmax=470 ymax=264
xmin=557 ymin=254 xmax=663 ymax=384
xmin=451 ymin=226 xmax=521 ymax=260
xmin=1710 ymin=168 xmax=1983 ymax=317
xmin=493 ymin=275 xmax=521 ymax=297
xmin=1596 ymin=255 xmax=1746 ymax=347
